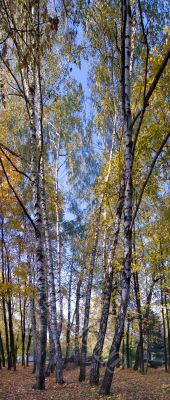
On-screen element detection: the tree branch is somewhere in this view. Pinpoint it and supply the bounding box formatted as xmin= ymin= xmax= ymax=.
xmin=131 ymin=130 xmax=170 ymax=227
xmin=0 ymin=147 xmax=32 ymax=181
xmin=0 ymin=142 xmax=29 ymax=163
xmin=131 ymin=46 xmax=170 ymax=128
xmin=0 ymin=156 xmax=36 ymax=231
xmin=0 ymin=53 xmax=24 ymax=96
xmin=145 ymin=47 xmax=170 ymax=106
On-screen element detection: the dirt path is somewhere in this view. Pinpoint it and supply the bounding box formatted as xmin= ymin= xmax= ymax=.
xmin=0 ymin=366 xmax=170 ymax=400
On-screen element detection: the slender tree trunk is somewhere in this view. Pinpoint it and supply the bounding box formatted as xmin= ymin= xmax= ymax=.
xmin=2 ymin=297 xmax=10 ymax=369
xmin=133 ymin=270 xmax=144 ymax=373
xmin=22 ymin=296 xmax=26 ymax=367
xmin=53 ymin=131 xmax=63 ymax=339
xmin=18 ymin=243 xmax=26 ymax=368
xmin=46 ymin=126 xmax=64 ymax=381
xmin=20 ymin=5 xmax=48 ymax=387
xmin=79 ymin=208 xmax=101 ymax=382
xmin=40 ymin=158 xmax=64 ymax=384
xmin=164 ymin=292 xmax=170 ymax=371
xmin=31 ymin=103 xmax=47 ymax=389
xmin=33 ymin=129 xmax=47 ymax=390
xmin=133 ymin=225 xmax=144 ymax=373
xmin=23 ymin=63 xmax=47 ymax=388
xmin=5 ymin=248 xmax=16 ymax=371
xmin=50 ymin=126 xmax=64 ymax=379
xmin=0 ymin=331 xmax=5 ymax=367
xmin=144 ymin=278 xmax=156 ymax=374
xmin=162 ymin=270 xmax=170 ymax=371
xmin=7 ymin=298 xmax=16 ymax=371
xmin=27 ymin=55 xmax=47 ymax=389
xmin=65 ymin=263 xmax=73 ymax=364
xmin=75 ymin=270 xmax=83 ymax=364
xmin=122 ymin=337 xmax=125 ymax=369
xmin=46 ymin=324 xmax=55 ymax=376
xmin=134 ymin=342 xmax=140 ymax=371
xmin=28 ymin=256 xmax=37 ymax=374
xmin=100 ymin=1 xmax=132 ymax=394
xmin=90 ymin=184 xmax=124 ymax=385
xmin=74 ymin=289 xmax=80 ymax=364
xmin=1 ymin=218 xmax=11 ymax=369
xmin=90 ymin=115 xmax=123 ymax=386
xmin=26 ymin=329 xmax=32 ymax=367
xmin=19 ymin=293 xmax=26 ymax=367
xmin=130 ymin=319 xmax=133 ymax=368
xmin=126 ymin=320 xmax=130 ymax=368
xmin=15 ymin=333 xmax=19 ymax=364
xmin=161 ymin=279 xmax=168 ymax=371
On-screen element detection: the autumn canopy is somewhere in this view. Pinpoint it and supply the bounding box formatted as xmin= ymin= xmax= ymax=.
xmin=0 ymin=0 xmax=169 ymax=398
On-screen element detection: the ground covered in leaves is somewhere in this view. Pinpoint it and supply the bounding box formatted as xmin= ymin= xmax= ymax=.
xmin=0 ymin=365 xmax=170 ymax=400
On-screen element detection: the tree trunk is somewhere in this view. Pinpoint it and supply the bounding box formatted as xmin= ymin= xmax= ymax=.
xmin=122 ymin=337 xmax=125 ymax=369
xmin=27 ymin=54 xmax=47 ymax=389
xmin=40 ymin=158 xmax=64 ymax=384
xmin=54 ymin=131 xmax=63 ymax=339
xmin=163 ymin=273 xmax=170 ymax=371
xmin=1 ymin=218 xmax=11 ymax=369
xmin=46 ymin=324 xmax=55 ymax=376
xmin=144 ymin=278 xmax=157 ymax=374
xmin=134 ymin=342 xmax=140 ymax=371
xmin=28 ymin=256 xmax=37 ymax=374
xmin=2 ymin=295 xmax=11 ymax=369
xmin=65 ymin=263 xmax=73 ymax=364
xmin=90 ymin=184 xmax=124 ymax=385
xmin=133 ymin=225 xmax=144 ymax=373
xmin=100 ymin=1 xmax=132 ymax=394
xmin=45 ymin=125 xmax=64 ymax=382
xmin=26 ymin=329 xmax=32 ymax=367
xmin=5 ymin=248 xmax=16 ymax=371
xmin=133 ymin=270 xmax=144 ymax=373
xmin=8 ymin=298 xmax=16 ymax=371
xmin=79 ymin=208 xmax=101 ymax=381
xmin=161 ymin=279 xmax=168 ymax=372
xmin=33 ymin=193 xmax=47 ymax=389
xmin=75 ymin=276 xmax=82 ymax=364
xmin=126 ymin=320 xmax=130 ymax=368
xmin=0 ymin=330 xmax=5 ymax=367
xmin=165 ymin=293 xmax=170 ymax=371
xmin=19 ymin=290 xmax=26 ymax=368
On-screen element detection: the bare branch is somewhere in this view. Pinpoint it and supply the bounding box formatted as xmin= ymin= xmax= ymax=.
xmin=145 ymin=46 xmax=170 ymax=106
xmin=0 ymin=156 xmax=36 ymax=231
xmin=0 ymin=53 xmax=24 ymax=96
xmin=131 ymin=46 xmax=170 ymax=157
xmin=131 ymin=46 xmax=170 ymax=129
xmin=131 ymin=130 xmax=170 ymax=227
xmin=0 ymin=142 xmax=29 ymax=163
xmin=0 ymin=147 xmax=32 ymax=181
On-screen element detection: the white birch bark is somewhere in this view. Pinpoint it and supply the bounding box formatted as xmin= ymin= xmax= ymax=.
xmin=39 ymin=160 xmax=64 ymax=384
xmin=28 ymin=256 xmax=37 ymax=373
xmin=21 ymin=16 xmax=47 ymax=386
xmin=48 ymin=123 xmax=63 ymax=339
xmin=55 ymin=133 xmax=63 ymax=338
xmin=100 ymin=1 xmax=132 ymax=394
xmin=36 ymin=71 xmax=63 ymax=383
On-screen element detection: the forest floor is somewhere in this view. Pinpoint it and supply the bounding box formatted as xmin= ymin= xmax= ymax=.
xmin=0 ymin=365 xmax=170 ymax=400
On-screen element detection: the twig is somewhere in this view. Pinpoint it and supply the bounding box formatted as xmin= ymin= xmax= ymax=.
xmin=0 ymin=147 xmax=32 ymax=181
xmin=0 ymin=156 xmax=36 ymax=230
xmin=131 ymin=130 xmax=170 ymax=227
